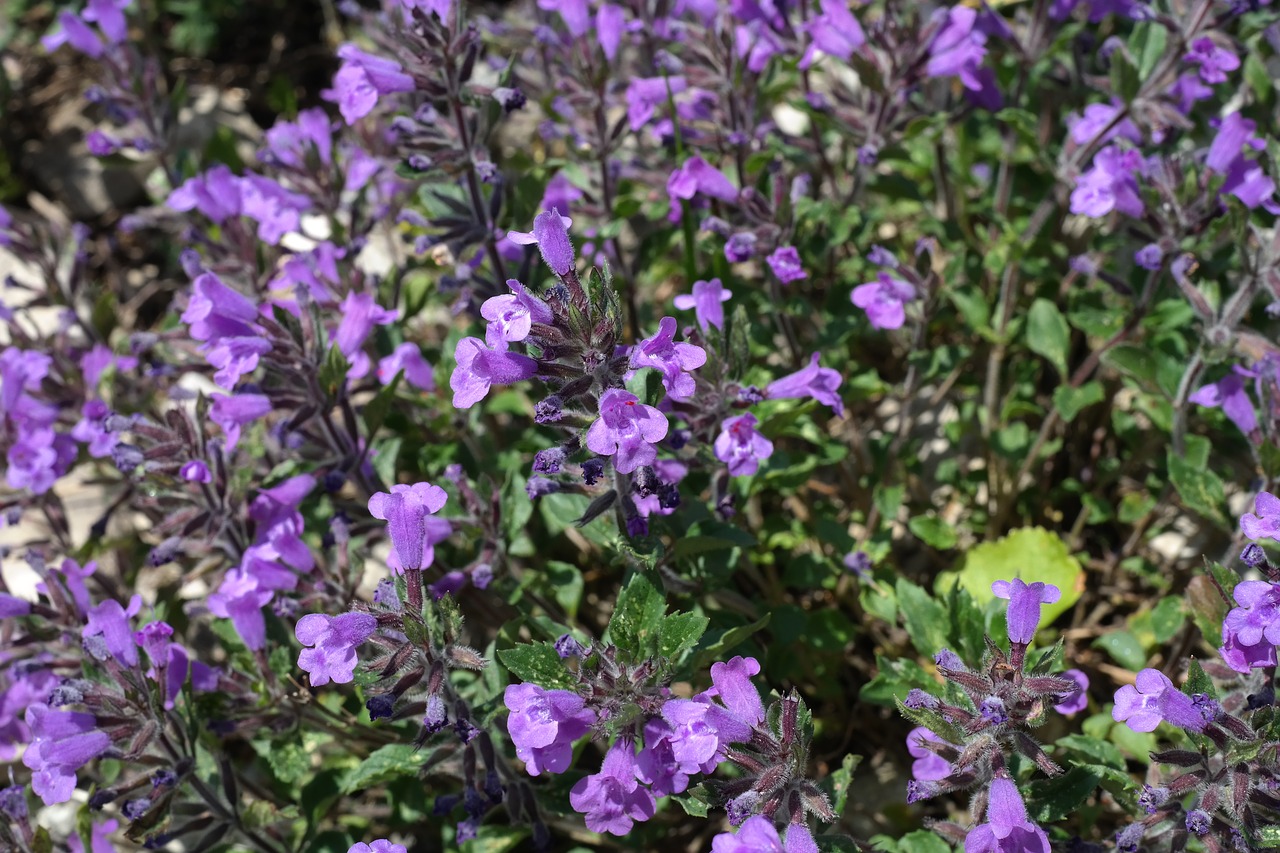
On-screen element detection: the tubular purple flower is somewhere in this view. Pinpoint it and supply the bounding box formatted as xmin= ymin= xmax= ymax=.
xmin=82 ymin=0 xmax=130 ymax=43
xmin=568 ymin=738 xmax=657 ymax=835
xmin=481 ymin=280 xmax=554 ymax=347
xmin=907 ymin=727 xmax=951 ymax=781
xmin=765 ymin=353 xmax=844 ymax=415
xmin=450 ymin=337 xmax=539 ymax=409
xmin=181 ymin=273 xmax=259 ymax=342
xmin=503 ymin=683 xmax=596 ymax=776
xmin=335 ymin=293 xmax=398 ymax=378
xmin=673 ymin=278 xmax=732 ymax=332
xmin=1207 ymin=113 xmax=1262 ymax=173
xmin=22 ymin=705 xmax=111 ymax=805
xmin=585 ymin=389 xmax=669 ymax=474
xmin=1189 ymin=369 xmax=1258 ymax=436
xmin=800 ymin=0 xmax=865 ymax=68
xmin=714 ymin=413 xmax=774 ymax=476
xmin=367 ymin=482 xmax=449 ymax=572
xmin=43 ymin=11 xmax=104 ymax=57
xmin=1185 ymin=38 xmax=1240 ymax=84
xmin=766 ymin=247 xmax=806 ymax=284
xmin=1070 ymin=146 xmax=1144 ymax=218
xmin=296 ymin=612 xmax=378 ymax=686
xmin=626 ymin=76 xmax=688 ymax=130
xmin=927 ymin=7 xmax=988 ymax=90
xmin=327 ymin=44 xmax=416 ymax=124
xmin=1053 ymin=669 xmax=1090 ymax=715
xmin=629 ymin=317 xmax=707 ymax=400
xmin=210 ymin=393 xmax=272 ymax=450
xmin=1240 ymin=492 xmax=1280 ymax=541
xmin=851 ymin=274 xmax=916 ymax=330
xmin=167 ymin=165 xmax=244 ymax=223
xmin=711 ymin=815 xmax=817 ymax=853
xmin=667 ymin=157 xmax=738 ymax=220
xmin=1112 ymin=669 xmax=1209 ymax=733
xmin=710 ymin=655 xmax=765 ymax=726
xmin=207 ymin=569 xmax=273 ymax=650
xmin=508 ymin=210 xmax=576 ymax=277
xmin=377 ymin=343 xmax=435 ymax=391
xmin=992 ymin=578 xmax=1061 ymax=645
xmin=348 ymin=842 xmax=407 ymax=853
xmin=596 ymin=4 xmax=626 ymax=59
xmin=964 ymin=778 xmax=1050 ymax=853
xmin=83 ymin=595 xmax=143 ymax=666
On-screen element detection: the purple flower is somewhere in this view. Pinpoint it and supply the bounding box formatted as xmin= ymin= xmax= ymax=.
xmin=508 ymin=210 xmax=576 ymax=277
xmin=1219 ymin=630 xmax=1277 ymax=674
xmin=711 ymin=815 xmax=818 ymax=853
xmin=296 ymin=612 xmax=378 ymax=686
xmin=1206 ymin=113 xmax=1264 ymax=173
xmin=667 ymin=157 xmax=738 ymax=220
xmin=1070 ymin=146 xmax=1144 ymax=218
xmin=569 ymin=738 xmax=657 ymax=835
xmin=851 ymin=273 xmax=916 ymax=330
xmin=0 ymin=594 xmax=30 ymax=617
xmin=964 ymin=778 xmax=1050 ymax=853
xmin=766 ymin=246 xmax=806 ymax=284
xmin=22 ymin=704 xmax=111 ymax=805
xmin=377 ymin=343 xmax=435 ymax=391
xmin=1168 ymin=73 xmax=1213 ymax=114
xmin=1134 ymin=244 xmax=1163 ymax=271
xmin=43 ymin=11 xmax=104 ymax=57
xmin=1189 ymin=369 xmax=1257 ymax=436
xmin=626 ymin=76 xmax=687 ymax=131
xmin=725 ymin=232 xmax=757 ymax=263
xmin=596 ymin=4 xmax=626 ymax=59
xmin=367 ymin=482 xmax=449 ymax=572
xmin=539 ymin=0 xmax=590 ymax=35
xmin=83 ymin=595 xmax=143 ymax=666
xmin=334 ymin=293 xmax=398 ymax=379
xmin=714 ymin=413 xmax=774 ymax=476
xmin=634 ymin=717 xmax=691 ymax=797
xmin=481 ymin=279 xmax=554 ymax=347
xmin=82 ymin=0 xmax=130 ymax=42
xmin=673 ymin=278 xmax=733 ymax=333
xmin=504 ymin=683 xmax=596 ymax=776
xmin=239 ymin=174 xmax=309 ymax=245
xmin=85 ymin=130 xmax=120 ymax=157
xmin=1185 ymin=37 xmax=1240 ymax=84
xmin=207 ymin=569 xmax=273 ymax=650
xmin=326 ymin=44 xmax=416 ymax=124
xmin=167 ymin=166 xmax=244 ymax=223
xmin=1113 ymin=669 xmax=1210 ymax=733
xmin=586 ymin=389 xmax=669 ymax=474
xmin=800 ymin=0 xmax=865 ymax=68
xmin=907 ymin=727 xmax=951 ymax=781
xmin=1067 ymin=101 xmax=1141 ymax=146
xmin=450 ymin=337 xmax=539 ymax=409
xmin=1053 ymin=669 xmax=1090 ymax=715
xmin=210 ymin=393 xmax=272 ymax=451
xmin=710 ymin=655 xmax=766 ymax=726
xmin=765 ymin=353 xmax=844 ymax=415
xmin=991 ymin=578 xmax=1061 ymax=645
xmin=927 ymin=7 xmax=988 ymax=91
xmin=1223 ymin=579 xmax=1280 ymax=648
xmin=348 ymin=842 xmax=407 ymax=853
xmin=629 ymin=317 xmax=707 ymax=400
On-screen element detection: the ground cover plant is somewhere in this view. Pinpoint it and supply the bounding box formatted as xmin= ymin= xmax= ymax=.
xmin=3 ymin=0 xmax=1280 ymax=850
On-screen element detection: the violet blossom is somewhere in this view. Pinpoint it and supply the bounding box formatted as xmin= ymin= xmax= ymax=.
xmin=504 ymin=682 xmax=596 ymax=776
xmin=327 ymin=44 xmax=417 ymax=124
xmin=711 ymin=815 xmax=818 ymax=853
xmin=964 ymin=778 xmax=1050 ymax=853
xmin=674 ymin=278 xmax=732 ymax=333
xmin=508 ymin=209 xmax=576 ymax=277
xmin=714 ymin=413 xmax=773 ymax=476
xmin=1241 ymin=491 xmax=1280 ymax=541
xmin=1113 ymin=669 xmax=1213 ymax=733
xmin=367 ymin=481 xmax=450 ymax=572
xmin=1189 ymin=368 xmax=1258 ymax=437
xmin=767 ymin=246 xmax=806 ymax=284
xmin=1185 ymin=37 xmax=1240 ymax=84
xmin=1070 ymin=146 xmax=1144 ymax=218
xmin=295 ymin=612 xmax=378 ymax=686
xmin=481 ymin=279 xmax=554 ymax=347
xmin=991 ymin=578 xmax=1061 ymax=646
xmin=851 ymin=273 xmax=916 ymax=330
xmin=450 ymin=337 xmax=539 ymax=409
xmin=568 ymin=738 xmax=657 ymax=835
xmin=586 ymin=389 xmax=668 ymax=474
xmin=629 ymin=317 xmax=707 ymax=400
xmin=766 ymin=353 xmax=844 ymax=415
xmin=377 ymin=343 xmax=435 ymax=391
xmin=23 ymin=704 xmax=111 ymax=805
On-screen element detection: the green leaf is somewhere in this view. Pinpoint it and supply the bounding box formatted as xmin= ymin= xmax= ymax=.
xmin=1093 ymin=631 xmax=1146 ymax=671
xmin=674 ymin=784 xmax=711 ymax=817
xmin=545 ymin=561 xmax=584 ymax=621
xmin=262 ymin=738 xmax=310 ymax=785
xmin=1184 ymin=657 xmax=1216 ymax=699
xmin=1025 ymin=298 xmax=1070 ymax=377
xmin=1131 ymin=21 xmax=1168 ymax=81
xmin=690 ymin=613 xmax=771 ymax=670
xmin=1053 ymin=382 xmax=1105 ymax=422
xmin=606 ymin=573 xmax=667 ymax=660
xmin=908 ymin=515 xmax=957 ymax=550
xmin=1025 ymin=766 xmax=1102 ymax=823
xmin=828 ymin=753 xmax=862 ymax=818
xmin=659 ymin=612 xmax=709 ymax=660
xmin=496 ymin=642 xmax=577 ymax=690
xmin=340 ymin=744 xmax=424 ymax=793
xmin=937 ymin=527 xmax=1083 ymax=628
xmin=896 ymin=830 xmax=952 ymax=853
xmin=1056 ymin=735 xmax=1126 ymax=770
xmin=319 ymin=346 xmax=351 ymax=401
xmin=1167 ymin=449 xmax=1228 ymax=526
xmin=1109 ymin=46 xmax=1140 ymax=103
xmin=895 ymin=579 xmax=950 ymax=658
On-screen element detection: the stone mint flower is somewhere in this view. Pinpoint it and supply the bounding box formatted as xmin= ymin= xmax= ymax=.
xmin=504 ymin=682 xmax=596 ymax=776
xmin=1070 ymin=145 xmax=1144 ymax=218
xmin=1219 ymin=630 xmax=1277 ymax=674
xmin=207 ymin=569 xmax=273 ymax=650
xmin=1067 ymin=101 xmax=1140 ymax=146
xmin=766 ymin=246 xmax=806 ymax=284
xmin=481 ymin=279 xmax=553 ymax=347
xmin=348 ymin=842 xmax=407 ymax=853
xmin=629 ymin=317 xmax=707 ymax=400
xmin=568 ymin=738 xmax=657 ymax=835
xmin=367 ymin=481 xmax=449 ymax=572
xmin=377 ymin=343 xmax=435 ymax=391
xmin=210 ymin=393 xmax=272 ymax=451
xmin=766 ymin=353 xmax=843 ymax=415
xmin=1053 ymin=669 xmax=1090 ymax=715
xmin=964 ymin=778 xmax=1050 ymax=853
xmin=799 ymin=0 xmax=864 ymax=68
xmin=906 ymin=727 xmax=950 ymax=782
xmin=167 ymin=165 xmax=244 ymax=223
xmin=450 ymin=337 xmax=538 ymax=409
xmin=1189 ymin=368 xmax=1257 ymax=437
xmin=1112 ymin=669 xmax=1210 ymax=733
xmin=673 ymin=278 xmax=732 ymax=333
xmin=508 ymin=209 xmax=575 ymax=277
xmin=23 ymin=704 xmax=111 ymax=805
xmin=992 ymin=578 xmax=1061 ymax=645
xmin=851 ymin=273 xmax=916 ymax=330
xmin=295 ymin=612 xmax=378 ymax=687
xmin=327 ymin=44 xmax=416 ymax=124
xmin=1185 ymin=37 xmax=1240 ymax=84
xmin=83 ymin=594 xmax=143 ymax=666
xmin=586 ymin=388 xmax=669 ymax=474
xmin=626 ymin=76 xmax=687 ymax=131
xmin=926 ymin=6 xmax=987 ymax=91
xmin=1241 ymin=492 xmax=1280 ymax=541
xmin=714 ymin=413 xmax=773 ymax=477
xmin=711 ymin=815 xmax=818 ymax=853
xmin=667 ymin=156 xmax=738 ymax=220
xmin=334 ymin=292 xmax=397 ymax=380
